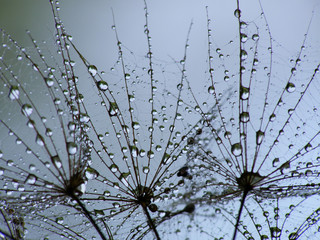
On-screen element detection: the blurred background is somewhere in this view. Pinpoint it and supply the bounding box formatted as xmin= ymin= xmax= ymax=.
xmin=1 ymin=0 xmax=319 ymax=74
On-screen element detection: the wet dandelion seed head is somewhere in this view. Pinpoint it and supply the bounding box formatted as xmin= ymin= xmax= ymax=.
xmin=1 ymin=0 xmax=320 ymax=239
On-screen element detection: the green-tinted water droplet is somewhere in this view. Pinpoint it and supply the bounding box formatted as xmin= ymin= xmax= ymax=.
xmin=240 ymin=86 xmax=249 ymax=100
xmin=25 ymin=174 xmax=37 ymax=184
xmin=231 ymin=143 xmax=242 ymax=156
xmin=109 ymin=102 xmax=119 ymax=116
xmin=208 ymin=86 xmax=215 ymax=94
xmin=46 ymin=78 xmax=54 ymax=87
xmin=21 ymin=104 xmax=33 ymax=116
xmin=36 ymin=134 xmax=45 ymax=146
xmin=110 ymin=164 xmax=118 ymax=173
xmin=143 ymin=166 xmax=149 ymax=174
xmin=67 ymin=142 xmax=77 ymax=155
xmin=286 ymin=82 xmax=295 ymax=93
xmin=85 ymin=167 xmax=99 ymax=179
xmin=132 ymin=122 xmax=140 ymax=130
xmin=240 ymin=34 xmax=247 ymax=43
xmin=252 ymin=34 xmax=259 ymax=41
xmin=240 ymin=112 xmax=250 ymax=122
xmin=240 ymin=50 xmax=247 ymax=61
xmin=130 ymin=145 xmax=138 ymax=157
xmin=88 ymin=65 xmax=97 ymax=76
xmin=256 ymin=130 xmax=264 ymax=145
xmin=97 ymin=80 xmax=108 ymax=91
xmin=52 ymin=155 xmax=62 ymax=169
xmin=9 ymin=86 xmax=20 ymax=100
xmin=270 ymin=227 xmax=281 ymax=238
xmin=234 ymin=9 xmax=241 ymax=18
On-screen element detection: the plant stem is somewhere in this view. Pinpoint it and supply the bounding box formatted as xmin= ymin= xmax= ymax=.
xmin=71 ymin=194 xmax=108 ymax=240
xmin=232 ymin=189 xmax=249 ymax=240
xmin=142 ymin=205 xmax=161 ymax=240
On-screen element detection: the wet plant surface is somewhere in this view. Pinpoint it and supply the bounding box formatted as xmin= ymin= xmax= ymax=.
xmin=1 ymin=0 xmax=320 ymax=239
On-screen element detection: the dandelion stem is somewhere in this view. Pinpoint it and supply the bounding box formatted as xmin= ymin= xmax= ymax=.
xmin=142 ymin=205 xmax=161 ymax=240
xmin=232 ymin=189 xmax=249 ymax=240
xmin=71 ymin=194 xmax=108 ymax=240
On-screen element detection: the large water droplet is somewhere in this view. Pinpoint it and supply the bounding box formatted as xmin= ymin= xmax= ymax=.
xmin=9 ymin=86 xmax=20 ymax=100
xmin=85 ymin=167 xmax=99 ymax=179
xmin=240 ymin=34 xmax=247 ymax=43
xmin=97 ymin=80 xmax=108 ymax=91
xmin=130 ymin=145 xmax=138 ymax=157
xmin=270 ymin=227 xmax=281 ymax=238
xmin=52 ymin=155 xmax=62 ymax=169
xmin=132 ymin=122 xmax=140 ymax=130
xmin=110 ymin=164 xmax=118 ymax=173
xmin=46 ymin=78 xmax=54 ymax=87
xmin=25 ymin=174 xmax=37 ymax=184
xmin=234 ymin=9 xmax=241 ymax=18
xmin=36 ymin=134 xmax=45 ymax=146
xmin=240 ymin=86 xmax=249 ymax=100
xmin=109 ymin=102 xmax=119 ymax=116
xmin=67 ymin=142 xmax=77 ymax=155
xmin=256 ymin=130 xmax=264 ymax=145
xmin=231 ymin=143 xmax=242 ymax=156
xmin=240 ymin=50 xmax=248 ymax=61
xmin=88 ymin=65 xmax=97 ymax=76
xmin=208 ymin=86 xmax=215 ymax=94
xmin=240 ymin=112 xmax=250 ymax=122
xmin=286 ymin=82 xmax=295 ymax=93
xmin=280 ymin=161 xmax=290 ymax=174
xmin=21 ymin=104 xmax=33 ymax=117
xmin=252 ymin=34 xmax=259 ymax=41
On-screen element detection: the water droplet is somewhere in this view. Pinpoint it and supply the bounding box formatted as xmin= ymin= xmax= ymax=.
xmin=25 ymin=174 xmax=37 ymax=184
xmin=305 ymin=143 xmax=312 ymax=152
xmin=36 ymin=134 xmax=45 ymax=146
xmin=269 ymin=114 xmax=276 ymax=122
xmin=9 ymin=86 xmax=20 ymax=100
xmin=132 ymin=122 xmax=140 ymax=130
xmin=88 ymin=65 xmax=97 ymax=76
xmin=109 ymin=102 xmax=119 ymax=116
xmin=240 ymin=86 xmax=249 ymax=100
xmin=208 ymin=86 xmax=215 ymax=94
xmin=143 ymin=167 xmax=149 ymax=174
xmin=177 ymin=83 xmax=183 ymax=90
xmin=21 ymin=104 xmax=33 ymax=117
xmin=46 ymin=78 xmax=54 ymax=87
xmin=270 ymin=227 xmax=281 ymax=238
xmin=162 ymin=153 xmax=171 ymax=164
xmin=240 ymin=50 xmax=248 ymax=61
xmin=110 ymin=164 xmax=118 ymax=173
xmin=97 ymin=80 xmax=108 ymax=91
xmin=85 ymin=167 xmax=99 ymax=179
xmin=240 ymin=34 xmax=247 ymax=43
xmin=256 ymin=131 xmax=264 ymax=145
xmin=67 ymin=142 xmax=77 ymax=155
xmin=240 ymin=112 xmax=250 ymax=122
xmin=52 ymin=155 xmax=62 ymax=169
xmin=231 ymin=143 xmax=242 ymax=156
xmin=280 ymin=161 xmax=290 ymax=174
xmin=130 ymin=145 xmax=138 ymax=157
xmin=286 ymin=82 xmax=295 ymax=93
xmin=234 ymin=9 xmax=241 ymax=18
xmin=125 ymin=73 xmax=130 ymax=80
xmin=252 ymin=34 xmax=259 ymax=41
xmin=224 ymin=131 xmax=232 ymax=139
xmin=56 ymin=217 xmax=64 ymax=224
